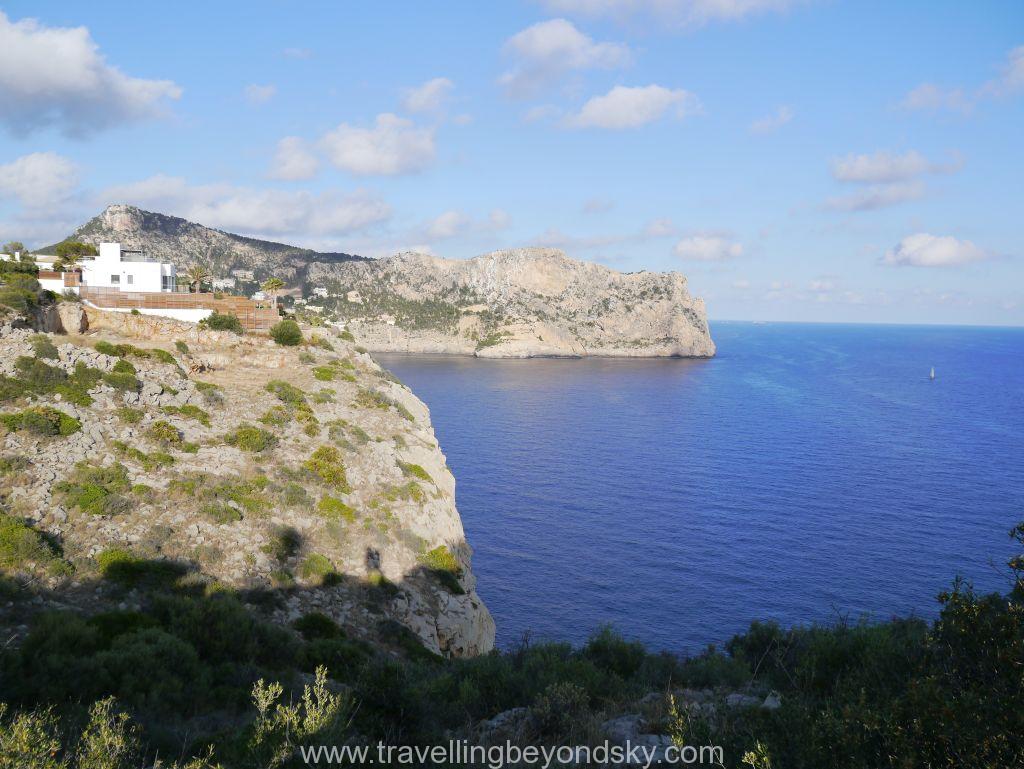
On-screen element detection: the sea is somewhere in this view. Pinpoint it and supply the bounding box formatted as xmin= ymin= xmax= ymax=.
xmin=376 ymin=322 xmax=1024 ymax=653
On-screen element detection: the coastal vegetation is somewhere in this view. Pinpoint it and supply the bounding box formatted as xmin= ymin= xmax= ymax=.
xmin=0 ymin=521 xmax=1019 ymax=766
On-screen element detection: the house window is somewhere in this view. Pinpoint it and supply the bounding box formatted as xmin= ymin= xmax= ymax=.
xmin=110 ymin=274 xmax=120 ymax=285
xmin=126 ymin=274 xmax=133 ymax=285
xmin=162 ymin=275 xmax=175 ymax=291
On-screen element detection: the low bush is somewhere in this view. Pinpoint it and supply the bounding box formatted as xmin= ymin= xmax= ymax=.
xmin=309 ymin=334 xmax=334 ymax=351
xmin=293 ymin=612 xmax=344 ymax=641
xmin=317 ymin=495 xmax=357 ymax=523
xmin=399 ymin=461 xmax=433 ymax=483
xmin=55 ymin=462 xmax=131 ymax=516
xmin=224 ymin=423 xmax=277 ymax=452
xmin=162 ymin=404 xmax=211 ymax=426
xmin=313 ymin=366 xmax=337 ymax=381
xmin=258 ymin=405 xmax=290 ymax=427
xmin=300 ymin=553 xmax=336 ymax=584
xmin=111 ymin=358 xmax=136 ymax=375
xmin=0 ymin=406 xmax=81 ymax=436
xmin=102 ymin=371 xmax=139 ymax=391
xmin=304 ymin=446 xmax=349 ymax=491
xmin=200 ymin=312 xmax=245 ymax=334
xmin=146 ymin=420 xmax=181 ymax=447
xmin=29 ymin=333 xmax=58 ymax=359
xmin=264 ymin=525 xmax=301 ymax=563
xmin=270 ymin=319 xmax=302 ymax=346
xmin=201 ymin=503 xmax=243 ymax=524
xmin=96 ymin=548 xmax=186 ymax=589
xmin=354 ymin=387 xmax=415 ymax=422
xmin=112 ymin=440 xmax=175 ymax=471
xmin=0 ymin=512 xmax=61 ymax=571
xmin=419 ymin=545 xmax=464 ymax=594
xmin=174 ymin=340 xmax=189 ymax=354
xmin=115 ymin=406 xmax=144 ymax=424
xmin=265 ymin=379 xmax=306 ymax=404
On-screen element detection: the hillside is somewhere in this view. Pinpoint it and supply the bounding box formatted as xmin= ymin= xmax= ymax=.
xmin=52 ymin=206 xmax=715 ymax=358
xmin=0 ymin=315 xmax=493 ymax=659
xmin=309 ymin=248 xmax=715 ymax=357
xmin=46 ymin=204 xmax=366 ymax=290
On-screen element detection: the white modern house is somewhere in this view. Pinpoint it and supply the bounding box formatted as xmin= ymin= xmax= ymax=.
xmin=2 ymin=243 xmax=277 ymax=331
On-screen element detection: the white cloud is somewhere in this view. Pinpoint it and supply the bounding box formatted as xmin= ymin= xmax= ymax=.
xmin=749 ymin=105 xmax=793 ymax=134
xmin=282 ymin=47 xmax=313 ymax=59
xmin=319 ymin=113 xmax=435 ymax=176
xmin=523 ymin=104 xmax=562 ymax=123
xmin=883 ymin=233 xmax=988 ymax=268
xmin=826 ymin=150 xmax=960 ymax=212
xmin=583 ymin=198 xmax=615 ymax=214
xmin=644 ymin=217 xmax=676 ymax=237
xmin=673 ymin=234 xmax=743 ymax=261
xmin=826 ymin=182 xmax=925 ymax=212
xmin=402 ymin=77 xmax=454 ymax=113
xmin=540 ymin=0 xmax=799 ymax=28
xmin=500 ymin=19 xmax=630 ymax=96
xmin=102 ymin=174 xmax=391 ymax=238
xmin=489 ymin=209 xmax=512 ymax=229
xmin=565 ymin=84 xmax=702 ymax=129
xmin=426 ymin=210 xmax=471 ymax=240
xmin=0 ymin=11 xmax=181 ymax=137
xmin=981 ymin=45 xmax=1024 ymax=97
xmin=244 ymin=84 xmax=277 ymax=104
xmin=900 ymin=84 xmax=972 ymax=114
xmin=0 ymin=152 xmax=79 ymax=208
xmin=830 ymin=150 xmax=946 ymax=183
xmin=268 ymin=137 xmax=319 ymax=181
xmin=902 ymin=45 xmax=1024 ymax=114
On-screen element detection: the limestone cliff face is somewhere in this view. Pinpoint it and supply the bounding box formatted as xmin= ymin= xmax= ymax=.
xmin=308 ymin=248 xmax=716 ymax=358
xmin=0 ymin=318 xmax=493 ymax=657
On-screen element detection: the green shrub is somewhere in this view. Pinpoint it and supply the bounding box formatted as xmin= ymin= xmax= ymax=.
xmin=224 ymin=423 xmax=277 ymax=452
xmin=313 ymin=366 xmax=336 ymax=381
xmin=317 ymin=496 xmax=357 ymax=523
xmin=313 ymin=388 xmax=336 ymax=404
xmin=201 ymin=503 xmax=243 ymax=524
xmin=0 ymin=406 xmax=81 ymax=436
xmin=0 ymin=513 xmax=60 ymax=571
xmin=259 ymin=405 xmax=290 ymax=427
xmin=148 ymin=348 xmax=177 ymax=365
xmin=112 ymin=440 xmax=175 ymax=471
xmin=147 ymin=420 xmax=181 ymax=446
xmin=300 ymin=553 xmax=336 ymax=583
xmin=399 ymin=461 xmax=432 ymax=483
xmin=29 ymin=334 xmax=58 ymax=360
xmin=338 ymin=329 xmax=355 ymax=342
xmin=354 ymin=387 xmax=415 ymax=421
xmin=293 ymin=612 xmax=344 ymax=641
xmin=162 ymin=404 xmax=211 ymax=426
xmin=309 ymin=334 xmax=334 ymax=351
xmin=174 ymin=340 xmax=189 ymax=354
xmin=304 ymin=446 xmax=349 ymax=491
xmin=200 ymin=312 xmax=245 ymax=334
xmin=112 ymin=358 xmax=136 ymax=375
xmin=102 ymin=371 xmax=139 ymax=391
xmin=14 ymin=355 xmax=66 ymax=391
xmin=94 ymin=340 xmax=121 ymax=356
xmin=418 ymin=545 xmax=464 ymax=594
xmin=264 ymin=526 xmax=301 ymax=563
xmin=55 ymin=463 xmax=131 ymax=516
xmin=96 ymin=548 xmax=186 ymax=589
xmin=265 ymin=380 xmax=306 ymax=404
xmin=115 ymin=406 xmax=144 ymax=424
xmin=270 ymin=319 xmax=302 ymax=346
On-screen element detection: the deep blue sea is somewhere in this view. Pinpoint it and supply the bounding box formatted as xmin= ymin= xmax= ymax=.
xmin=377 ymin=322 xmax=1024 ymax=653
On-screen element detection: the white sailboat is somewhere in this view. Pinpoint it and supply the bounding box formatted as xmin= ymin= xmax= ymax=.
xmin=930 ymin=367 xmax=936 ymax=381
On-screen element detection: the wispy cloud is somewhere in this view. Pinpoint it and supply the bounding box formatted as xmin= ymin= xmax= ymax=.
xmin=402 ymin=77 xmax=454 ymax=113
xmin=244 ymin=84 xmax=277 ymax=105
xmin=540 ymin=0 xmax=801 ymax=29
xmin=749 ymin=105 xmax=793 ymax=134
xmin=826 ymin=150 xmax=961 ymax=212
xmin=901 ymin=45 xmax=1024 ymax=114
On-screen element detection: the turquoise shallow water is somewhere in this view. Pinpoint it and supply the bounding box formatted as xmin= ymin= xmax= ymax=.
xmin=377 ymin=322 xmax=1024 ymax=653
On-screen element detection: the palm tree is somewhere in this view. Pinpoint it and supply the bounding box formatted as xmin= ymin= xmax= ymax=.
xmin=183 ymin=263 xmax=212 ymax=294
xmin=261 ymin=277 xmax=285 ymax=308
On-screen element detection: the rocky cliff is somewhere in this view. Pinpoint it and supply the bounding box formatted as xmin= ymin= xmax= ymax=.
xmin=0 ymin=316 xmax=494 ymax=658
xmin=51 ymin=206 xmax=714 ymax=358
xmin=310 ymin=248 xmax=716 ymax=358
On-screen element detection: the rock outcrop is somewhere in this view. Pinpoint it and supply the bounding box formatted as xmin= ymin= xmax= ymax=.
xmin=310 ymin=248 xmax=716 ymax=358
xmin=0 ymin=322 xmax=494 ymax=657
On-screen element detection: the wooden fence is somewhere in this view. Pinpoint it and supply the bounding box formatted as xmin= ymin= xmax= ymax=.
xmin=80 ymin=287 xmax=278 ymax=332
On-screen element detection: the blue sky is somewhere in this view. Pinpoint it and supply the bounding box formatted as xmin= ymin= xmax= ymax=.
xmin=0 ymin=1 xmax=1021 ymax=325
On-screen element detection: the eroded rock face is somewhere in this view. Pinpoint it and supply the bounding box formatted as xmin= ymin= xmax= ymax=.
xmin=0 ymin=321 xmax=494 ymax=657
xmin=308 ymin=248 xmax=716 ymax=358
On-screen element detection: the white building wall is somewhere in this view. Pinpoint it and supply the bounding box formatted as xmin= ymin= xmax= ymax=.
xmin=80 ymin=243 xmax=175 ymax=293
